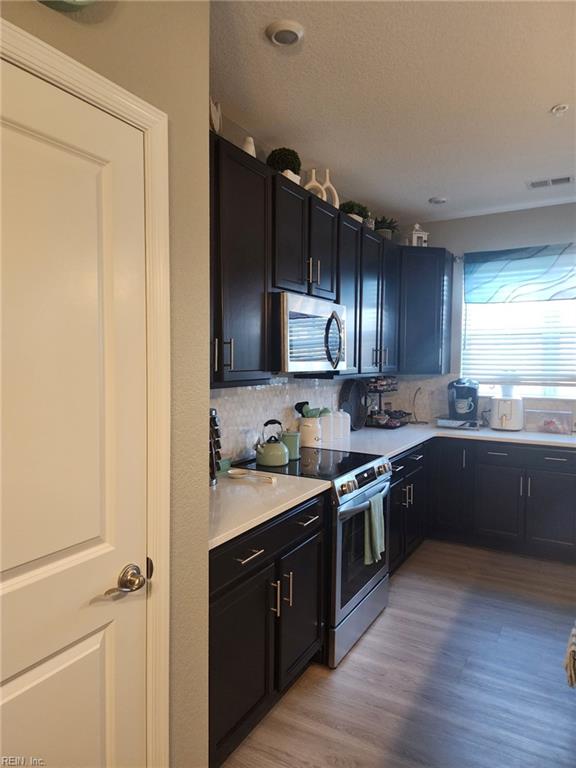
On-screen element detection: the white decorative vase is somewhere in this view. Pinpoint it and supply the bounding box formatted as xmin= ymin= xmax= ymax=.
xmin=242 ymin=136 xmax=256 ymax=157
xmin=304 ymin=169 xmax=327 ymax=200
xmin=282 ymin=169 xmax=301 ymax=185
xmin=376 ymin=228 xmax=393 ymax=240
xmin=321 ymin=169 xmax=339 ymax=208
xmin=349 ymin=214 xmax=364 ymax=223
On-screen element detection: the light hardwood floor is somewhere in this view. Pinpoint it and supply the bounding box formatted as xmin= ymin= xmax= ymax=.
xmin=225 ymin=540 xmax=576 ymax=768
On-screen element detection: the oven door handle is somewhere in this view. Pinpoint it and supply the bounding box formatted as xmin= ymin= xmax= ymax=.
xmin=337 ymin=483 xmax=390 ymax=522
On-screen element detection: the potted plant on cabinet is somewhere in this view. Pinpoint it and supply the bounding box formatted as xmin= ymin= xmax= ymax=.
xmin=375 ymin=215 xmax=399 ymax=240
xmin=340 ymin=200 xmax=371 ymax=224
xmin=266 ymin=147 xmax=302 ymax=184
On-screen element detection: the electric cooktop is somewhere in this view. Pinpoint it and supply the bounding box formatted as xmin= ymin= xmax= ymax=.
xmin=241 ymin=446 xmax=384 ymax=482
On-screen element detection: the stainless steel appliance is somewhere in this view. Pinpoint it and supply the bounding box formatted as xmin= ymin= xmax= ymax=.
xmin=490 ymin=397 xmax=524 ymax=431
xmin=330 ymin=455 xmax=392 ymax=667
xmin=242 ymin=446 xmax=392 ymax=666
xmin=448 ymin=378 xmax=479 ymax=420
xmin=280 ymin=292 xmax=346 ymax=373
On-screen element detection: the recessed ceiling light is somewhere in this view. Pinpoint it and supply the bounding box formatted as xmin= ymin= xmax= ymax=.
xmin=428 ymin=196 xmax=447 ymax=205
xmin=265 ymin=20 xmax=305 ymax=47
xmin=550 ymin=103 xmax=569 ymax=116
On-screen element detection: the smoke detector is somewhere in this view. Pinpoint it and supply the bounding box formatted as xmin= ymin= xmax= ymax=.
xmin=265 ymin=20 xmax=304 ymax=47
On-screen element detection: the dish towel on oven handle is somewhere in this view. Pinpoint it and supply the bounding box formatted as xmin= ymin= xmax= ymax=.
xmin=565 ymin=622 xmax=576 ymax=688
xmin=364 ymin=490 xmax=385 ymax=565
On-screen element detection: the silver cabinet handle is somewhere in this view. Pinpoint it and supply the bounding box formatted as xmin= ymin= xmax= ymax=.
xmin=392 ymin=464 xmax=405 ymax=473
xmin=235 ymin=548 xmax=264 ymax=566
xmin=402 ymin=486 xmax=409 ymax=508
xmin=223 ymin=338 xmax=234 ymax=371
xmin=408 ymin=454 xmax=424 ymax=461
xmin=283 ymin=571 xmax=293 ymax=607
xmin=410 ymin=483 xmax=414 ymax=505
xmin=487 ymin=451 xmax=508 ymax=456
xmin=105 ymin=564 xmax=146 ymax=596
xmin=527 ymin=476 xmax=532 ymax=497
xmin=519 ymin=476 xmax=523 ymax=496
xmin=372 ymin=348 xmax=379 ymax=367
xmin=297 ymin=514 xmax=320 ymax=528
xmin=308 ymin=257 xmax=314 ymax=284
xmin=317 ymin=259 xmax=321 ymax=285
xmin=462 ymin=448 xmax=466 ymax=469
xmin=381 ymin=347 xmax=389 ymax=366
xmin=544 ymin=456 xmax=567 ymax=462
xmin=271 ymin=580 xmax=281 ymax=616
xmin=213 ymin=337 xmax=219 ymax=373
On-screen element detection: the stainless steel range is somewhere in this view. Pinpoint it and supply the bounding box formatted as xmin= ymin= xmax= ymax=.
xmin=243 ymin=446 xmax=393 ymax=667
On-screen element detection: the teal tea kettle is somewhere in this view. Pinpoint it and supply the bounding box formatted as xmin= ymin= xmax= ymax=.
xmin=256 ymin=419 xmax=290 ymax=466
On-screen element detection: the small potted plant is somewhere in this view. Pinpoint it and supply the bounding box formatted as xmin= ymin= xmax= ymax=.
xmin=375 ymin=215 xmax=399 ymax=240
xmin=339 ymin=200 xmax=370 ymax=224
xmin=266 ymin=148 xmax=302 ymax=184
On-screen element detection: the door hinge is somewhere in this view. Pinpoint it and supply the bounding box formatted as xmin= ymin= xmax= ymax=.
xmin=146 ymin=556 xmax=154 ymax=580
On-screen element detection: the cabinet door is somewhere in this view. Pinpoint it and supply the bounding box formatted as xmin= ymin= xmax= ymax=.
xmin=277 ymin=532 xmax=324 ymax=691
xmin=359 ymin=229 xmax=382 ymax=373
xmin=405 ymin=466 xmax=426 ymax=555
xmin=525 ymin=470 xmax=576 ymax=559
xmin=209 ymin=563 xmax=276 ymax=765
xmin=309 ymin=197 xmax=338 ymax=300
xmin=429 ymin=439 xmax=473 ymax=536
xmin=399 ymin=246 xmax=453 ymax=375
xmin=273 ymin=174 xmax=309 ymax=294
xmin=216 ymin=139 xmax=271 ymax=382
xmin=473 ymin=464 xmax=523 ymax=543
xmin=388 ymin=481 xmax=406 ymax=574
xmin=380 ymin=242 xmax=400 ymax=373
xmin=338 ymin=214 xmax=362 ymax=374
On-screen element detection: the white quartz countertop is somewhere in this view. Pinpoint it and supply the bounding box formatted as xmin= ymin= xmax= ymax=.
xmin=209 ymin=471 xmax=331 ymax=550
xmin=326 ymin=424 xmax=576 ymax=459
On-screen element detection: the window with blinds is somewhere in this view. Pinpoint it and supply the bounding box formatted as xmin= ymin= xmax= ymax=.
xmin=462 ymin=243 xmax=576 ymax=385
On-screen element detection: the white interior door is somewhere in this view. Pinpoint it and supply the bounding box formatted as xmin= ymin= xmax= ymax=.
xmin=1 ymin=59 xmax=148 ymax=767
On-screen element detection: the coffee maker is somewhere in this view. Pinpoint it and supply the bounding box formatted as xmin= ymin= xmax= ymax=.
xmin=447 ymin=378 xmax=479 ymax=421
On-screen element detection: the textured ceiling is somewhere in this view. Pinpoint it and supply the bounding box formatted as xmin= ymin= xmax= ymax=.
xmin=210 ymin=1 xmax=576 ymax=222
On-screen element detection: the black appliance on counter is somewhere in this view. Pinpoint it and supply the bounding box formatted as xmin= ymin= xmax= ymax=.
xmin=243 ymin=446 xmax=393 ymax=667
xmin=447 ymin=378 xmax=479 ymax=421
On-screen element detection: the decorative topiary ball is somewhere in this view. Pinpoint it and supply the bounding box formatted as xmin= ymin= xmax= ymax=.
xmin=266 ymin=147 xmax=301 ymax=175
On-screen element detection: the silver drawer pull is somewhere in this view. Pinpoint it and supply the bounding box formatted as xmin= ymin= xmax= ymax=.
xmin=544 ymin=456 xmax=567 ymax=462
xmin=235 ymin=548 xmax=264 ymax=566
xmin=297 ymin=514 xmax=320 ymax=527
xmin=408 ymin=454 xmax=424 ymax=461
xmin=271 ymin=580 xmax=281 ymax=617
xmin=487 ymin=451 xmax=508 ymax=456
xmin=392 ymin=465 xmax=405 ymax=472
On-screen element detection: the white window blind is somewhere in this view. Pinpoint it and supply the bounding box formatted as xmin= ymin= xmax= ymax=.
xmin=462 ymin=243 xmax=576 ymax=386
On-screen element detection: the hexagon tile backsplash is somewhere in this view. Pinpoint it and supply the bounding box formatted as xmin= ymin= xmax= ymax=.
xmin=210 ymin=376 xmax=576 ymax=462
xmin=210 ymin=378 xmax=341 ymax=461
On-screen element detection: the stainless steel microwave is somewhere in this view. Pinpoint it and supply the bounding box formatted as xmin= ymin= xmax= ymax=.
xmin=280 ymin=293 xmax=347 ymax=373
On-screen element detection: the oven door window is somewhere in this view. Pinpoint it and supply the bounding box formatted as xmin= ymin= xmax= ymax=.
xmin=340 ymin=510 xmax=386 ymax=609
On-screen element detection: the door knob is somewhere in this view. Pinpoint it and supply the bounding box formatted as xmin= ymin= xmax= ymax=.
xmin=105 ymin=564 xmax=146 ymax=596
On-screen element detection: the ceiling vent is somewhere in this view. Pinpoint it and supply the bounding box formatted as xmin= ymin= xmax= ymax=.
xmin=527 ymin=176 xmax=574 ymax=190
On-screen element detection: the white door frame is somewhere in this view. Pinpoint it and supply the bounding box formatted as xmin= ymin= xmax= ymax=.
xmin=1 ymin=20 xmax=171 ymax=768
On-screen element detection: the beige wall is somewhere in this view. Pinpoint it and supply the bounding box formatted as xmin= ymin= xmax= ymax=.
xmin=425 ymin=202 xmax=576 ymax=256
xmin=0 ymin=2 xmax=210 ymax=765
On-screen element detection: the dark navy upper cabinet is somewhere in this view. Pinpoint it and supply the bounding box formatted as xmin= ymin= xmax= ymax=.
xmin=211 ymin=137 xmax=272 ymax=383
xmin=337 ymin=215 xmax=362 ymax=374
xmin=309 ymin=196 xmax=338 ymax=301
xmin=359 ymin=229 xmax=382 ymax=374
xmin=398 ymin=246 xmax=453 ymax=375
xmin=273 ymin=174 xmax=310 ymax=294
xmin=273 ymin=177 xmax=338 ymax=301
xmin=380 ymin=241 xmax=400 ymax=373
